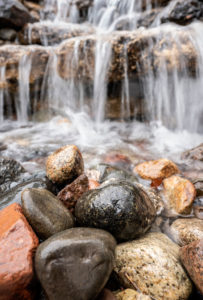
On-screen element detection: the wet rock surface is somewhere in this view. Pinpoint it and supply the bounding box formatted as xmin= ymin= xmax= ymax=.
xmin=134 ymin=158 xmax=179 ymax=181
xmin=0 ymin=203 xmax=39 ymax=300
xmin=35 ymin=228 xmax=116 ymax=300
xmin=0 ymin=0 xmax=37 ymax=30
xmin=182 ymin=143 xmax=203 ymax=161
xmin=21 ymin=188 xmax=74 ymax=239
xmin=114 ymin=232 xmax=192 ymax=300
xmin=163 ymin=175 xmax=196 ymax=214
xmin=180 ymin=239 xmax=203 ymax=295
xmin=75 ymin=181 xmax=156 ymax=240
xmin=46 ymin=144 xmax=84 ymax=185
xmin=57 ymin=173 xmax=89 ymax=213
xmin=170 ymin=218 xmax=203 ymax=246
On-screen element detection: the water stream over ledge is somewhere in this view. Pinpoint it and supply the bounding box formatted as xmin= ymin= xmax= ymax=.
xmin=0 ymin=0 xmax=203 ymax=166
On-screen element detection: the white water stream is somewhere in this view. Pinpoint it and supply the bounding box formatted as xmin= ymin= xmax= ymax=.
xmin=0 ymin=0 xmax=202 ymax=165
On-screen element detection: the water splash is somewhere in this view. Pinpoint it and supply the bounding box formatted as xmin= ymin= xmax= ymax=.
xmin=0 ymin=66 xmax=5 ymax=123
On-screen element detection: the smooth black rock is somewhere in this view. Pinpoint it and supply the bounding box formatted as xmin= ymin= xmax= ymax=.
xmin=35 ymin=228 xmax=116 ymax=300
xmin=21 ymin=188 xmax=74 ymax=239
xmin=75 ymin=181 xmax=156 ymax=240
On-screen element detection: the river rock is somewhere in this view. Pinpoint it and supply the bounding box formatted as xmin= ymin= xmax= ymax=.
xmin=89 ymin=179 xmax=100 ymax=189
xmin=0 ymin=203 xmax=39 ymax=300
xmin=104 ymin=153 xmax=132 ymax=171
xmin=115 ymin=289 xmax=151 ymax=300
xmin=134 ymin=158 xmax=179 ymax=182
xmin=170 ymin=218 xmax=203 ymax=246
xmin=163 ymin=175 xmax=196 ymax=214
xmin=180 ymin=239 xmax=203 ymax=294
xmin=46 ymin=144 xmax=84 ymax=185
xmin=35 ymin=228 xmax=116 ymax=300
xmin=0 ymin=0 xmax=37 ymax=30
xmin=21 ymin=188 xmax=74 ymax=239
xmin=182 ymin=143 xmax=203 ymax=161
xmin=57 ymin=173 xmax=89 ymax=213
xmin=97 ymin=289 xmax=117 ymax=300
xmin=193 ymin=178 xmax=203 ymax=196
xmin=114 ymin=232 xmax=192 ymax=300
xmin=163 ymin=0 xmax=203 ymax=25
xmin=75 ymin=181 xmax=156 ymax=240
xmin=0 ymin=28 xmax=16 ymax=41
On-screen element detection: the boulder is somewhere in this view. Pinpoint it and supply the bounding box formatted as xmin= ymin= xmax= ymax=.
xmin=180 ymin=239 xmax=203 ymax=294
xmin=75 ymin=181 xmax=156 ymax=240
xmin=35 ymin=228 xmax=116 ymax=300
xmin=46 ymin=145 xmax=84 ymax=185
xmin=193 ymin=178 xmax=203 ymax=196
xmin=163 ymin=175 xmax=196 ymax=214
xmin=0 ymin=0 xmax=37 ymax=30
xmin=114 ymin=232 xmax=192 ymax=300
xmin=134 ymin=158 xmax=179 ymax=182
xmin=57 ymin=174 xmax=89 ymax=213
xmin=21 ymin=188 xmax=74 ymax=239
xmin=0 ymin=203 xmax=39 ymax=300
xmin=0 ymin=28 xmax=16 ymax=41
xmin=162 ymin=0 xmax=203 ymax=25
xmin=170 ymin=218 xmax=203 ymax=246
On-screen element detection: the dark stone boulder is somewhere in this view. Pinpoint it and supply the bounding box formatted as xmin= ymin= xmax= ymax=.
xmin=0 ymin=0 xmax=37 ymax=30
xmin=0 ymin=28 xmax=16 ymax=41
xmin=21 ymin=188 xmax=74 ymax=240
xmin=35 ymin=228 xmax=116 ymax=300
xmin=163 ymin=0 xmax=203 ymax=25
xmin=75 ymin=181 xmax=156 ymax=241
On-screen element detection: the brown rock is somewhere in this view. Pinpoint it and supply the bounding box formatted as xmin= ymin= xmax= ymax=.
xmin=170 ymin=218 xmax=203 ymax=246
xmin=46 ymin=144 xmax=84 ymax=185
xmin=97 ymin=289 xmax=117 ymax=300
xmin=134 ymin=158 xmax=179 ymax=181
xmin=57 ymin=173 xmax=89 ymax=213
xmin=115 ymin=289 xmax=151 ymax=300
xmin=163 ymin=175 xmax=196 ymax=214
xmin=180 ymin=239 xmax=203 ymax=294
xmin=89 ymin=179 xmax=100 ymax=190
xmin=0 ymin=203 xmax=39 ymax=300
xmin=194 ymin=205 xmax=203 ymax=220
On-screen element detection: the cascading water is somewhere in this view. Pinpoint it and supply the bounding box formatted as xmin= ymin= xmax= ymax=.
xmin=0 ymin=0 xmax=203 ymax=164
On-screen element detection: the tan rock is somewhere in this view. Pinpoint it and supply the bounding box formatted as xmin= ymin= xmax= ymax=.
xmin=89 ymin=179 xmax=100 ymax=190
xmin=163 ymin=175 xmax=196 ymax=214
xmin=180 ymin=239 xmax=203 ymax=294
xmin=0 ymin=203 xmax=39 ymax=300
xmin=114 ymin=232 xmax=192 ymax=300
xmin=134 ymin=158 xmax=179 ymax=181
xmin=170 ymin=218 xmax=203 ymax=246
xmin=46 ymin=144 xmax=84 ymax=184
xmin=115 ymin=289 xmax=151 ymax=300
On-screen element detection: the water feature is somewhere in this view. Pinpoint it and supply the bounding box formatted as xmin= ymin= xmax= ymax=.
xmin=0 ymin=0 xmax=203 ymax=167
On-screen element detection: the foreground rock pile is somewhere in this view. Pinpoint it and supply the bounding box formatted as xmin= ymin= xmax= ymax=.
xmin=0 ymin=144 xmax=203 ymax=299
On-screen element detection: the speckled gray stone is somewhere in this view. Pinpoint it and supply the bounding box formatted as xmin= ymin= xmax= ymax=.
xmin=21 ymin=188 xmax=74 ymax=239
xmin=35 ymin=228 xmax=116 ymax=300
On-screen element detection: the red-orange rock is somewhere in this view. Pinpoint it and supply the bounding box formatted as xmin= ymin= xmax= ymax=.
xmin=57 ymin=174 xmax=89 ymax=213
xmin=134 ymin=158 xmax=179 ymax=182
xmin=0 ymin=203 xmax=39 ymax=300
xmin=163 ymin=175 xmax=196 ymax=214
xmin=89 ymin=179 xmax=100 ymax=190
xmin=180 ymin=239 xmax=203 ymax=294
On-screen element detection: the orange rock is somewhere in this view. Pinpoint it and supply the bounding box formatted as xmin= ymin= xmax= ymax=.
xmin=163 ymin=175 xmax=196 ymax=214
xmin=134 ymin=158 xmax=179 ymax=182
xmin=0 ymin=203 xmax=39 ymax=300
xmin=89 ymin=179 xmax=100 ymax=190
xmin=104 ymin=153 xmax=132 ymax=170
xmin=180 ymin=239 xmax=203 ymax=294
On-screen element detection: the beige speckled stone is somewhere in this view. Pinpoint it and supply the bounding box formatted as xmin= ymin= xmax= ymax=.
xmin=114 ymin=232 xmax=192 ymax=300
xmin=46 ymin=145 xmax=84 ymax=184
xmin=170 ymin=218 xmax=203 ymax=246
xmin=163 ymin=175 xmax=196 ymax=214
xmin=134 ymin=159 xmax=179 ymax=181
xmin=115 ymin=289 xmax=151 ymax=300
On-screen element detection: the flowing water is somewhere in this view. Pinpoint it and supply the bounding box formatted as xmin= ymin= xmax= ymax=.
xmin=0 ymin=0 xmax=203 ymax=168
